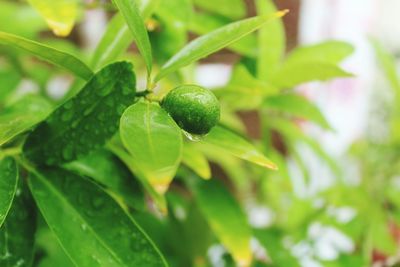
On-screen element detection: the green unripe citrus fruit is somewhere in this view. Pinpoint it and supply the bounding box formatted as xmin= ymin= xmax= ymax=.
xmin=161 ymin=85 xmax=220 ymax=135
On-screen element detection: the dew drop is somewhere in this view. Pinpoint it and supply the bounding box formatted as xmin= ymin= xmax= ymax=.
xmin=183 ymin=131 xmax=204 ymax=142
xmin=122 ymin=86 xmax=133 ymax=96
xmin=62 ymin=145 xmax=74 ymax=161
xmin=81 ymin=224 xmax=88 ymax=231
xmin=64 ymin=101 xmax=73 ymax=109
xmin=61 ymin=109 xmax=74 ymax=122
xmin=105 ymin=97 xmax=114 ymax=107
xmin=117 ymin=104 xmax=126 ymax=115
xmin=91 ymin=197 xmax=105 ymax=209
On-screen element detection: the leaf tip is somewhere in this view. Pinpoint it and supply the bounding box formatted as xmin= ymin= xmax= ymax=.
xmin=277 ymin=9 xmax=290 ymax=18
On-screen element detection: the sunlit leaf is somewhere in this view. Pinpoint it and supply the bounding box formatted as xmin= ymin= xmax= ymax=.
xmin=188 ymin=13 xmax=257 ymax=57
xmin=193 ymin=0 xmax=246 ymax=19
xmin=0 ymin=95 xmax=52 ymax=146
xmin=189 ymin=178 xmax=252 ymax=266
xmin=263 ymin=94 xmax=331 ymax=129
xmin=270 ymin=62 xmax=353 ymax=88
xmin=0 ymin=31 xmax=93 ymax=80
xmin=91 ymin=0 xmax=158 ymax=70
xmin=113 ymin=0 xmax=153 ymax=76
xmin=256 ymin=0 xmax=286 ymax=80
xmin=0 ymin=157 xmax=18 ymax=227
xmin=182 ymin=143 xmax=211 ymax=179
xmin=202 ymin=125 xmax=277 ymax=170
xmin=27 ymin=0 xmax=79 ymax=37
xmin=0 ymin=183 xmax=36 ymax=267
xmin=120 ymin=101 xmax=183 ymax=194
xmin=285 ymin=41 xmax=354 ymax=66
xmin=23 ymin=62 xmax=135 ymax=166
xmin=29 ymin=167 xmax=168 ymax=266
xmin=155 ymin=11 xmax=288 ymax=82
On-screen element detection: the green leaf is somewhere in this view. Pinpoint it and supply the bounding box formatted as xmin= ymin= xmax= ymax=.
xmin=0 ymin=31 xmax=93 ymax=80
xmin=193 ymin=0 xmax=246 ymax=19
xmin=270 ymin=62 xmax=353 ymax=88
xmin=0 ymin=1 xmax=47 ymax=38
xmin=23 ymin=61 xmax=135 ymax=166
xmin=27 ymin=0 xmax=79 ymax=36
xmin=0 ymin=68 xmax=21 ymax=102
xmin=0 ymin=183 xmax=36 ymax=267
xmin=0 ymin=157 xmax=18 ymax=227
xmin=91 ymin=14 xmax=132 ymax=70
xmin=0 ymin=95 xmax=52 ymax=146
xmin=113 ymin=0 xmax=153 ymax=77
xmin=36 ymin=227 xmax=75 ymax=267
xmin=254 ymin=228 xmax=301 ymax=267
xmin=29 ymin=167 xmax=167 ymax=267
xmin=155 ymin=11 xmax=287 ymax=82
xmin=202 ymin=125 xmax=277 ymax=170
xmin=188 ymin=13 xmax=257 ymax=57
xmin=255 ymin=0 xmax=286 ymax=80
xmin=120 ymin=101 xmax=183 ymax=194
xmin=91 ymin=0 xmax=157 ymax=70
xmin=182 ymin=143 xmax=211 ymax=179
xmin=65 ymin=148 xmax=145 ymax=211
xmin=263 ymin=94 xmax=331 ymax=129
xmin=189 ymin=178 xmax=252 ymax=265
xmin=285 ymin=40 xmax=354 ymax=66
xmin=107 ymin=140 xmax=168 ymax=214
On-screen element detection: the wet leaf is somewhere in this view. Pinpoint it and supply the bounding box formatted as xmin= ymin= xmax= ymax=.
xmin=113 ymin=0 xmax=153 ymax=76
xmin=23 ymin=61 xmax=135 ymax=166
xmin=0 ymin=183 xmax=36 ymax=267
xmin=120 ymin=101 xmax=183 ymax=194
xmin=29 ymin=167 xmax=167 ymax=267
xmin=0 ymin=157 xmax=18 ymax=227
xmin=65 ymin=148 xmax=145 ymax=210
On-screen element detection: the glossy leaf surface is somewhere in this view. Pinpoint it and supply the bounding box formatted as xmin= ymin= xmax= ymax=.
xmin=23 ymin=61 xmax=135 ymax=166
xmin=120 ymin=101 xmax=183 ymax=194
xmin=29 ymin=167 xmax=167 ymax=267
xmin=113 ymin=0 xmax=153 ymax=75
xmin=0 ymin=95 xmax=52 ymax=146
xmin=0 ymin=157 xmax=18 ymax=227
xmin=65 ymin=148 xmax=145 ymax=210
xmin=0 ymin=183 xmax=36 ymax=267
xmin=155 ymin=11 xmax=287 ymax=81
xmin=202 ymin=125 xmax=277 ymax=170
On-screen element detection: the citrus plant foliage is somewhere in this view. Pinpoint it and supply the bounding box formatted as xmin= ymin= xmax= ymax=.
xmin=4 ymin=0 xmax=396 ymax=266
